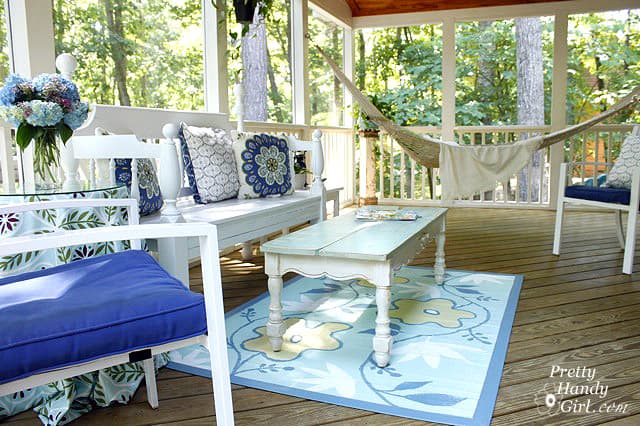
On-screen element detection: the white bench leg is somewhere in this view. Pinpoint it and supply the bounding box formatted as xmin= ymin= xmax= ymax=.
xmin=241 ymin=242 xmax=253 ymax=260
xmin=143 ymin=358 xmax=159 ymax=409
xmin=157 ymin=237 xmax=190 ymax=287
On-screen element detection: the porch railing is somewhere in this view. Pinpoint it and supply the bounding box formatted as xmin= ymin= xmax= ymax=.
xmin=2 ymin=113 xmax=633 ymax=210
xmin=376 ymin=123 xmax=635 ymax=208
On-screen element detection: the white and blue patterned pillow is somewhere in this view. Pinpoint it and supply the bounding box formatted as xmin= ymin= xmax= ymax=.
xmin=178 ymin=123 xmax=239 ymax=203
xmin=605 ymin=135 xmax=640 ymax=189
xmin=96 ymin=128 xmax=163 ymax=216
xmin=231 ymin=132 xmax=295 ymax=199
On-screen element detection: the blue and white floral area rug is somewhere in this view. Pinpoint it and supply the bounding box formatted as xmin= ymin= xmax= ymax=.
xmin=168 ymin=267 xmax=522 ymax=426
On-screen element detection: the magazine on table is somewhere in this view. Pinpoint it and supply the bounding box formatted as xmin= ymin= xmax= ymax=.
xmin=355 ymin=206 xmax=419 ymax=221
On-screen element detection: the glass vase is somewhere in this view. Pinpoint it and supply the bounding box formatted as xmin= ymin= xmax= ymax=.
xmin=32 ymin=130 xmax=62 ymax=191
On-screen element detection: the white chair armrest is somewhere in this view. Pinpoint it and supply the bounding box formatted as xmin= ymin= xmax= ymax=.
xmin=0 ymin=222 xmax=217 ymax=257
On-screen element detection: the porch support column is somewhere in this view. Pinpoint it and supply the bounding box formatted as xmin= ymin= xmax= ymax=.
xmin=441 ymin=17 xmax=456 ymax=142
xmin=344 ymin=26 xmax=357 ymax=200
xmin=549 ymin=13 xmax=568 ymax=209
xmin=359 ymin=129 xmax=379 ymax=206
xmin=6 ymin=0 xmax=56 ymax=189
xmin=292 ymin=0 xmax=310 ymax=129
xmin=343 ymin=26 xmax=354 ymax=128
xmin=203 ymin=0 xmax=229 ymax=114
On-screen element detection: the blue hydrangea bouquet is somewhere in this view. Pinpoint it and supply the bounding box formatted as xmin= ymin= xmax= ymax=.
xmin=0 ymin=73 xmax=88 ymax=184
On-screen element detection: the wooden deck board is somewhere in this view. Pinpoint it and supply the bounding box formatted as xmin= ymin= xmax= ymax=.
xmin=5 ymin=208 xmax=639 ymax=425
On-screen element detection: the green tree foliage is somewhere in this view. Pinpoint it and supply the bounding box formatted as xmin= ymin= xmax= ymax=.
xmin=53 ymin=0 xmax=204 ymax=110
xmin=567 ymin=11 xmax=640 ymax=124
xmin=0 ymin=5 xmax=9 ymax=83
xmin=356 ymin=11 xmax=639 ymax=128
xmin=308 ymin=12 xmax=344 ymax=126
xmin=356 ymin=26 xmax=443 ymax=127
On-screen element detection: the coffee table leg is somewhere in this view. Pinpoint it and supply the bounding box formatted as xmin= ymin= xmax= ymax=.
xmin=373 ymin=282 xmax=393 ymax=367
xmin=266 ymin=275 xmax=286 ymax=351
xmin=434 ymin=219 xmax=446 ymax=284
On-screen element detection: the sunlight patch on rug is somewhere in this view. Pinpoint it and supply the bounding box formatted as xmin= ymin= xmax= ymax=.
xmin=168 ymin=267 xmax=522 ymax=426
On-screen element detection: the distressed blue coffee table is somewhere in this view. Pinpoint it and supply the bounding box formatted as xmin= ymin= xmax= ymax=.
xmin=261 ymin=207 xmax=448 ymax=367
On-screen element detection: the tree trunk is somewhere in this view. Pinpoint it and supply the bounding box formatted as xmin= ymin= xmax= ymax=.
xmin=332 ymin=27 xmax=342 ymax=126
xmin=357 ymin=31 xmax=366 ymax=90
xmin=241 ymin=9 xmax=268 ymax=122
xmin=516 ymin=17 xmax=545 ymax=202
xmin=102 ymin=0 xmax=131 ymax=106
xmin=477 ymin=20 xmax=494 ymax=127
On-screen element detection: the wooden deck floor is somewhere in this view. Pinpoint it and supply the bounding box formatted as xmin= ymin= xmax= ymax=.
xmin=7 ymin=208 xmax=640 ymax=425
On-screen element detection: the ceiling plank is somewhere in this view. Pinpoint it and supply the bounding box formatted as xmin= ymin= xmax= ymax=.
xmin=349 ymin=0 xmax=572 ymax=17
xmin=344 ymin=0 xmax=361 ymax=15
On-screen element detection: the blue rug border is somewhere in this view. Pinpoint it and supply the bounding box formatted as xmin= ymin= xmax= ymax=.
xmin=168 ymin=267 xmax=523 ymax=426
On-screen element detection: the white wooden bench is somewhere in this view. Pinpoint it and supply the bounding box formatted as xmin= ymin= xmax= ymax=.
xmin=72 ymin=105 xmax=340 ymax=284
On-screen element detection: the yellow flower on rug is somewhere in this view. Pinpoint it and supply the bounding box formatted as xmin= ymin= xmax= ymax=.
xmin=356 ymin=276 xmax=410 ymax=288
xmin=243 ymin=317 xmax=351 ymax=361
xmin=390 ymin=299 xmax=475 ymax=328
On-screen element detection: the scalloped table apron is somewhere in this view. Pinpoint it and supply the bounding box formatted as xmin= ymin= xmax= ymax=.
xmin=260 ymin=207 xmax=448 ymax=368
xmin=0 ymin=185 xmax=168 ymax=426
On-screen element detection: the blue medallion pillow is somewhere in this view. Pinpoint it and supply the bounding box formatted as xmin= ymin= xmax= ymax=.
xmin=178 ymin=125 xmax=202 ymax=204
xmin=231 ymin=131 xmax=295 ymax=199
xmin=178 ymin=123 xmax=239 ymax=204
xmin=96 ymin=128 xmax=163 ymax=215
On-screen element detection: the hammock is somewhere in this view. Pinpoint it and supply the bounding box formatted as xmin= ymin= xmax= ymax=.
xmin=314 ymin=45 xmax=640 ymax=198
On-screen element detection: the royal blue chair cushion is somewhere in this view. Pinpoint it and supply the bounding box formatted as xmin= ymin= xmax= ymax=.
xmin=565 ymin=185 xmax=631 ymax=205
xmin=0 ymin=250 xmax=206 ymax=385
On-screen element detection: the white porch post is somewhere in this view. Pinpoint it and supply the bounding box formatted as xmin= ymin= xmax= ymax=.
xmin=343 ymin=26 xmax=357 ymax=201
xmin=441 ymin=17 xmax=456 ymax=142
xmin=292 ymin=0 xmax=310 ymax=127
xmin=5 ymin=0 xmax=56 ymax=189
xmin=343 ymin=27 xmax=354 ymax=128
xmin=203 ymin=0 xmax=229 ymax=114
xmin=549 ymin=13 xmax=568 ymax=209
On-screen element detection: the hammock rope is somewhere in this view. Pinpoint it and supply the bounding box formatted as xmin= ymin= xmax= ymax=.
xmin=314 ymin=44 xmax=640 ymax=169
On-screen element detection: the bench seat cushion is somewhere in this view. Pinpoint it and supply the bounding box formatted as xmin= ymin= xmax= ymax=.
xmin=0 ymin=250 xmax=206 ymax=385
xmin=565 ymin=185 xmax=631 ymax=205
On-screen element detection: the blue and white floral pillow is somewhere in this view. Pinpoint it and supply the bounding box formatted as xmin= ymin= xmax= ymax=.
xmin=231 ymin=132 xmax=295 ymax=199
xmin=96 ymin=128 xmax=163 ymax=216
xmin=178 ymin=123 xmax=239 ymax=203
xmin=604 ymin=134 xmax=640 ymax=189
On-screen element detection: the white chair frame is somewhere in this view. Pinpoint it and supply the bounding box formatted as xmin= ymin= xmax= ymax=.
xmin=0 ymin=199 xmax=234 ymax=425
xmin=71 ymin=127 xmax=183 ymax=217
xmin=553 ymin=126 xmax=640 ymax=275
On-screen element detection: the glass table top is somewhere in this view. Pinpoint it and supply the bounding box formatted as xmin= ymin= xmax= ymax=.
xmin=0 ymin=181 xmax=127 ymax=197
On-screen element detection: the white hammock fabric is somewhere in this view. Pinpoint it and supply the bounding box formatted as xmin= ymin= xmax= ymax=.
xmin=439 ymin=136 xmax=542 ymax=199
xmin=314 ymin=45 xmax=640 ymax=199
